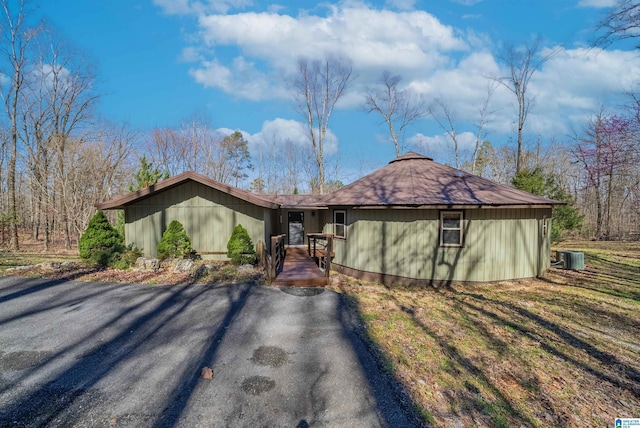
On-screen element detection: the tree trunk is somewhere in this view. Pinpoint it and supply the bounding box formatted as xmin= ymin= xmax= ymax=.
xmin=58 ymin=143 xmax=72 ymax=249
xmin=7 ymin=135 xmax=18 ymax=250
xmin=605 ymin=171 xmax=614 ymax=238
xmin=516 ymin=92 xmax=525 ymax=174
xmin=594 ymin=185 xmax=603 ymax=240
xmin=31 ymin=173 xmax=39 ymax=241
xmin=43 ymin=209 xmax=50 ymax=251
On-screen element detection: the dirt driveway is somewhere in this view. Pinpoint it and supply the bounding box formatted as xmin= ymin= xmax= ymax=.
xmin=0 ymin=277 xmax=421 ymax=427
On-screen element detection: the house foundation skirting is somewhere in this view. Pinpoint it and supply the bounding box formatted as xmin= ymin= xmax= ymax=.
xmin=331 ymin=264 xmax=536 ymax=287
xmin=331 ymin=264 xmax=447 ymax=287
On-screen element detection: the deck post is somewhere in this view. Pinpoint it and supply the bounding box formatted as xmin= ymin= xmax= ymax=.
xmin=270 ymin=235 xmax=285 ymax=280
xmin=325 ymin=235 xmax=332 ymax=278
xmin=256 ymin=240 xmax=265 ymax=268
xmin=270 ymin=236 xmax=277 ymax=279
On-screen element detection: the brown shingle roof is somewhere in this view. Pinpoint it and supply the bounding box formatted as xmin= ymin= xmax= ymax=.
xmin=271 ymin=194 xmax=327 ymax=209
xmin=96 ymin=171 xmax=279 ymax=210
xmin=323 ymin=152 xmax=562 ymax=207
xmin=97 ymin=152 xmax=562 ymax=211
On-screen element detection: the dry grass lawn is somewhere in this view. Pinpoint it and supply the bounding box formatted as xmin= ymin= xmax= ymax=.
xmin=329 ymin=241 xmax=640 ymax=427
xmin=2 ymin=236 xmax=638 ymax=427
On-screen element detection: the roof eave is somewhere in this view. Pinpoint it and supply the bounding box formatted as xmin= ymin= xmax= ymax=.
xmin=278 ymin=205 xmax=329 ymax=210
xmin=96 ymin=171 xmax=280 ymax=210
xmin=344 ymin=203 xmax=562 ymax=209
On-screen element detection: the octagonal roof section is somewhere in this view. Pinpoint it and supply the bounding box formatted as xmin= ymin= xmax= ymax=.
xmin=323 ymin=152 xmax=563 ymax=208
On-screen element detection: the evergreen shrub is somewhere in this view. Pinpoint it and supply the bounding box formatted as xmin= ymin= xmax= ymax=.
xmin=79 ymin=210 xmax=124 ymax=267
xmin=226 ymin=224 xmax=256 ymax=265
xmin=157 ymin=220 xmax=192 ymax=260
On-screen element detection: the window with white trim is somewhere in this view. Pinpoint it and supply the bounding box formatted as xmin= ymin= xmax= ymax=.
xmin=334 ymin=210 xmax=346 ymax=239
xmin=440 ymin=211 xmax=463 ymax=247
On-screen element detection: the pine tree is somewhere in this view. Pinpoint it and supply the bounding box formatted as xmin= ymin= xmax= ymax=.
xmin=512 ymin=168 xmax=583 ymax=242
xmin=129 ymin=155 xmax=169 ymax=192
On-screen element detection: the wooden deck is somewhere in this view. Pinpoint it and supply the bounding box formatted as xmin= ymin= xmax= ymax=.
xmin=272 ymin=247 xmax=327 ymax=286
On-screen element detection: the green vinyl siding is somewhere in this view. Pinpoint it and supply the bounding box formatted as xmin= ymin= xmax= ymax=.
xmin=328 ymin=207 xmax=552 ymax=283
xmin=124 ymin=180 xmax=267 ymax=258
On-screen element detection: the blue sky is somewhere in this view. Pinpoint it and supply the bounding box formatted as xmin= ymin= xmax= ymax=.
xmin=37 ymin=0 xmax=637 ymax=183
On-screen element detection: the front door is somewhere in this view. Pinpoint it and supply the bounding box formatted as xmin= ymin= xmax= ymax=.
xmin=288 ymin=211 xmax=304 ymax=246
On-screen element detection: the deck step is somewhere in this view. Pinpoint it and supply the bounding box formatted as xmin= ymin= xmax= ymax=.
xmin=272 ymin=277 xmax=327 ymax=287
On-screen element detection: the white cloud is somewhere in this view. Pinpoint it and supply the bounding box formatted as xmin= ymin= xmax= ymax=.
xmin=180 ymin=3 xmax=470 ymax=107
xmin=153 ymin=0 xmax=253 ymax=15
xmin=182 ymin=3 xmax=467 ymax=99
xmin=410 ymin=51 xmax=504 ymax=117
xmin=177 ymin=4 xmax=469 ymax=105
xmin=243 ymin=118 xmax=339 ymax=156
xmin=451 ymin=0 xmax=483 ymax=5
xmin=577 ymin=0 xmax=616 ymax=8
xmin=385 ymin=0 xmax=416 ymax=10
xmin=30 ymin=63 xmax=74 ymax=92
xmin=161 ymin=1 xmax=640 ymax=146
xmin=523 ymin=47 xmax=640 ymax=134
xmin=409 ymin=46 xmax=640 ymax=139
xmin=153 ymin=0 xmax=193 ymax=15
xmin=189 ymin=56 xmax=287 ymax=101
xmin=408 ymin=131 xmax=477 ymax=165
xmin=195 ymin=6 xmax=467 ymax=69
xmin=179 ymin=46 xmax=204 ymax=63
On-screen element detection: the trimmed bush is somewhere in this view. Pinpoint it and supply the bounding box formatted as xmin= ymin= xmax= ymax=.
xmin=157 ymin=220 xmax=192 ymax=260
xmin=79 ymin=210 xmax=124 ymax=266
xmin=227 ymin=224 xmax=256 ymax=265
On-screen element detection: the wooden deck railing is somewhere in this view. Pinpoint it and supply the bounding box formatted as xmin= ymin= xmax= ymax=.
xmin=268 ymin=234 xmax=286 ymax=281
xmin=307 ymin=233 xmax=334 ymax=278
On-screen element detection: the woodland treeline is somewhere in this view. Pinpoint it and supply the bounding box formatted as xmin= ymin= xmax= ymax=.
xmin=0 ymin=0 xmax=639 ymax=251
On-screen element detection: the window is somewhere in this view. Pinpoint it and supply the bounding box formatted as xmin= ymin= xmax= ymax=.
xmin=440 ymin=211 xmax=463 ymax=247
xmin=334 ymin=210 xmax=346 ymax=239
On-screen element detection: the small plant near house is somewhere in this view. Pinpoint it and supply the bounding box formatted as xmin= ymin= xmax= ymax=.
xmin=79 ymin=210 xmax=124 ymax=267
xmin=110 ymin=244 xmax=143 ymax=270
xmin=157 ymin=220 xmax=192 ymax=260
xmin=227 ymin=224 xmax=256 ymax=265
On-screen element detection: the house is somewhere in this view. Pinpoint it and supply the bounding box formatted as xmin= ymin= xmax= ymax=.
xmin=96 ymin=152 xmax=562 ymax=285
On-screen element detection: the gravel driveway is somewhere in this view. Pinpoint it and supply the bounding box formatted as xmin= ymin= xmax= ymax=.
xmin=0 ymin=276 xmax=421 ymax=427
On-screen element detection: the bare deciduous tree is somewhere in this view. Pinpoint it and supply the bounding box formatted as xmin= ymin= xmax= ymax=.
xmin=430 ymin=98 xmax=462 ymax=169
xmin=291 ymin=56 xmax=354 ymax=194
xmin=146 ymin=114 xmax=244 ymax=183
xmin=595 ymin=0 xmax=640 ymax=48
xmin=179 ymin=113 xmax=214 ymax=174
xmin=428 ymin=80 xmax=496 ymax=172
xmin=146 ymin=127 xmax=181 ymax=176
xmin=471 ymin=81 xmax=497 ymax=174
xmin=494 ymin=37 xmax=558 ymax=173
xmin=572 ymin=110 xmax=637 ymax=239
xmin=44 ymin=31 xmax=99 ymax=248
xmin=62 ymin=122 xmax=134 ymax=243
xmin=0 ymin=0 xmax=41 ymax=249
xmin=363 ymin=71 xmax=425 ymax=157
xmin=253 ymin=133 xmax=311 ymax=194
